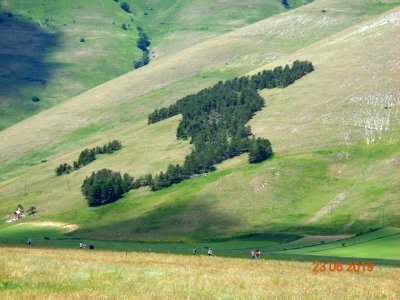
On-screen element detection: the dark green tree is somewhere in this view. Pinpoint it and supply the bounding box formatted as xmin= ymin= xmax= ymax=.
xmin=120 ymin=2 xmax=131 ymax=13
xmin=248 ymin=138 xmax=273 ymax=163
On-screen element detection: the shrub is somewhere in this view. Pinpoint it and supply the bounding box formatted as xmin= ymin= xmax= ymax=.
xmin=249 ymin=138 xmax=273 ymax=164
xmin=32 ymin=96 xmax=40 ymax=102
xmin=120 ymin=2 xmax=131 ymax=13
xmin=80 ymin=37 xmax=85 ymax=42
xmin=121 ymin=23 xmax=127 ymax=30
xmin=27 ymin=206 xmax=37 ymax=215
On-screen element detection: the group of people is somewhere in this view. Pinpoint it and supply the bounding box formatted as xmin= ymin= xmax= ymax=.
xmin=80 ymin=242 xmax=95 ymax=250
xmin=191 ymin=247 xmax=261 ymax=259
xmin=191 ymin=247 xmax=213 ymax=256
xmin=6 ymin=208 xmax=22 ymax=223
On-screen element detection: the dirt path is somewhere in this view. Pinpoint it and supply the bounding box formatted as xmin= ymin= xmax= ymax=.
xmin=19 ymin=222 xmax=79 ymax=233
xmin=306 ymin=192 xmax=346 ymax=224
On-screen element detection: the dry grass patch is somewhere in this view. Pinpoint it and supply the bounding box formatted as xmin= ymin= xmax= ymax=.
xmin=0 ymin=247 xmax=399 ymax=299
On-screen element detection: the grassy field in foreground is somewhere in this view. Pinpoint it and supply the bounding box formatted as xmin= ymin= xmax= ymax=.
xmin=0 ymin=247 xmax=399 ymax=299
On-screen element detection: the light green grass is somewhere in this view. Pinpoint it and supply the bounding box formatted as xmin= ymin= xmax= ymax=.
xmin=2 ymin=223 xmax=399 ymax=263
xmin=0 ymin=223 xmax=68 ymax=240
xmin=281 ymin=228 xmax=400 ymax=260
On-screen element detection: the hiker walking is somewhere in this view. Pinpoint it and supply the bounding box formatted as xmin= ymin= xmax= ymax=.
xmin=27 ymin=238 xmax=32 ymax=246
xmin=192 ymin=247 xmax=197 ymax=255
xmin=255 ymin=249 xmax=261 ymax=259
xmin=250 ymin=249 xmax=255 ymax=260
xmin=208 ymin=248 xmax=213 ymax=256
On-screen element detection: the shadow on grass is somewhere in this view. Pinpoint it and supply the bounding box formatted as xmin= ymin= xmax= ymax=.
xmin=69 ymin=200 xmax=242 ymax=242
xmin=0 ymin=12 xmax=61 ymax=129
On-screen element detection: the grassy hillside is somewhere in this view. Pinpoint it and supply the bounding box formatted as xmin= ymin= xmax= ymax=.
xmin=0 ymin=0 xmax=302 ymax=130
xmin=0 ymin=0 xmax=400 ymax=242
xmin=132 ymin=0 xmax=310 ymax=60
xmin=0 ymin=0 xmax=140 ymax=129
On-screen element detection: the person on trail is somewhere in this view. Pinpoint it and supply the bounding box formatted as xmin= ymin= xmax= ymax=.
xmin=27 ymin=238 xmax=32 ymax=246
xmin=255 ymin=249 xmax=260 ymax=259
xmin=79 ymin=242 xmax=83 ymax=249
xmin=251 ymin=249 xmax=255 ymax=260
xmin=192 ymin=247 xmax=197 ymax=255
xmin=208 ymin=248 xmax=213 ymax=256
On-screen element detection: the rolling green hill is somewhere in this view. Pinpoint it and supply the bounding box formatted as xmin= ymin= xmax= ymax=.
xmin=0 ymin=0 xmax=399 ymax=248
xmin=0 ymin=0 xmax=303 ymax=130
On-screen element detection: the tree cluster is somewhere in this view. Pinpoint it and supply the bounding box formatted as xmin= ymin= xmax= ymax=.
xmin=133 ymin=26 xmax=150 ymax=69
xmin=55 ymin=140 xmax=122 ymax=176
xmin=147 ymin=61 xmax=313 ymax=190
xmin=82 ymin=169 xmax=133 ymax=207
xmin=55 ymin=163 xmax=72 ymax=176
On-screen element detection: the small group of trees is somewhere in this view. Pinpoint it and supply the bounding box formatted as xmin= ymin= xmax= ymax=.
xmin=133 ymin=26 xmax=150 ymax=69
xmin=55 ymin=163 xmax=73 ymax=176
xmin=81 ymin=169 xmax=133 ymax=207
xmin=81 ymin=61 xmax=313 ymax=206
xmin=55 ymin=140 xmax=122 ymax=176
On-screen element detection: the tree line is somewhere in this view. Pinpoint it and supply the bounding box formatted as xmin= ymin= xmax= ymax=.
xmin=133 ymin=26 xmax=151 ymax=69
xmin=55 ymin=140 xmax=122 ymax=176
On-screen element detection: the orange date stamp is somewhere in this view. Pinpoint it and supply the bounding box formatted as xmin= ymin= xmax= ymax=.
xmin=312 ymin=261 xmax=374 ymax=272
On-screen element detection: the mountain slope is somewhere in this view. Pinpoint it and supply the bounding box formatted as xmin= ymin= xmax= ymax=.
xmin=0 ymin=0 xmax=399 ymax=241
xmin=0 ymin=0 xmax=299 ymax=130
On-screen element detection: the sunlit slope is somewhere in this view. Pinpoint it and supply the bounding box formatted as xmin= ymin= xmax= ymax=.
xmin=1 ymin=0 xmax=396 ymax=166
xmin=132 ymin=0 xmax=305 ymax=60
xmin=0 ymin=0 xmax=293 ymax=130
xmin=0 ymin=1 xmax=399 ymax=240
